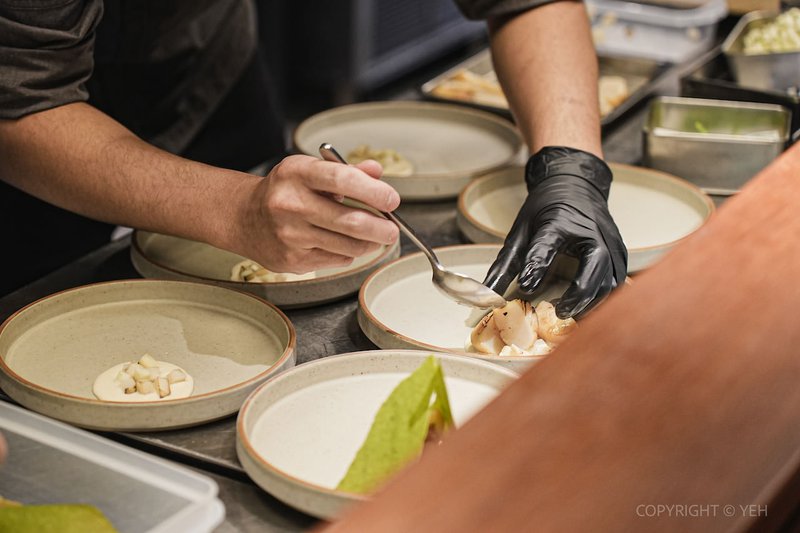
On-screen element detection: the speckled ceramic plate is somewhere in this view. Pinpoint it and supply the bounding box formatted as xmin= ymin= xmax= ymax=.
xmin=292 ymin=101 xmax=523 ymax=200
xmin=357 ymin=245 xmax=575 ymax=372
xmin=0 ymin=280 xmax=296 ymax=431
xmin=131 ymin=231 xmax=400 ymax=309
xmin=457 ymin=164 xmax=715 ymax=273
xmin=236 ymin=350 xmax=517 ymax=519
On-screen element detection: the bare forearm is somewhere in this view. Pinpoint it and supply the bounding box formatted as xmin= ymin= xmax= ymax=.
xmin=0 ymin=102 xmax=256 ymax=251
xmin=0 ymin=102 xmax=400 ymax=274
xmin=489 ymin=1 xmax=602 ymax=158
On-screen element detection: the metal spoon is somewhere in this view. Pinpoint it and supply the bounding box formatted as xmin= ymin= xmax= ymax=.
xmin=319 ymin=143 xmax=507 ymax=309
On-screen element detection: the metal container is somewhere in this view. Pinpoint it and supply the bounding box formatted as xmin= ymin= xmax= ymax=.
xmin=643 ymin=96 xmax=791 ymax=195
xmin=722 ymin=11 xmax=800 ymax=91
xmin=681 ymin=46 xmax=800 ymax=134
xmin=421 ymin=49 xmax=669 ymax=129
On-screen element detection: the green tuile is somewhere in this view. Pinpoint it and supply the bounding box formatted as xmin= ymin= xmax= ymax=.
xmin=337 ymin=356 xmax=454 ymax=494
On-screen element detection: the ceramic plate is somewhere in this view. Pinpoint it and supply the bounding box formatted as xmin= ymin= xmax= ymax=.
xmin=357 ymin=245 xmax=574 ymax=372
xmin=457 ymin=164 xmax=715 ymax=273
xmin=0 ymin=280 xmax=296 ymax=431
xmin=131 ymin=231 xmax=400 ymax=309
xmin=236 ymin=350 xmax=517 ymax=519
xmin=293 ymin=101 xmax=523 ymax=200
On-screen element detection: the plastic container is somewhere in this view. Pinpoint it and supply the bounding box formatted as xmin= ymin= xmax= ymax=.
xmin=0 ymin=402 xmax=225 ymax=533
xmin=587 ymin=0 xmax=729 ymax=63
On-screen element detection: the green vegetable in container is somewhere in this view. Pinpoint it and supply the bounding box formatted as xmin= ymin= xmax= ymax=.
xmin=0 ymin=504 xmax=118 ymax=533
xmin=337 ymin=356 xmax=454 ymax=494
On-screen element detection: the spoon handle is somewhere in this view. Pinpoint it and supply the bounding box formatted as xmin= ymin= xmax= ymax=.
xmin=318 ymin=143 xmax=443 ymax=269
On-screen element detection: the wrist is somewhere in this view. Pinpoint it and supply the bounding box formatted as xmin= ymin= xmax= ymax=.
xmin=204 ymin=169 xmax=263 ymax=256
xmin=525 ymin=146 xmax=613 ymax=198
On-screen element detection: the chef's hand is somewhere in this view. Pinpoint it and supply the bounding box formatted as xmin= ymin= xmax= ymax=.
xmin=483 ymin=146 xmax=627 ymax=319
xmin=236 ymin=155 xmax=399 ymax=273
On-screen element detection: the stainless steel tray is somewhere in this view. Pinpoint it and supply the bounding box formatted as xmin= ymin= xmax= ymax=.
xmin=643 ymin=96 xmax=791 ymax=195
xmin=681 ymin=46 xmax=800 ymax=134
xmin=421 ymin=49 xmax=670 ymax=128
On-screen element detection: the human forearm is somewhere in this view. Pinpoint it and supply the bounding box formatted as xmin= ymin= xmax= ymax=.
xmin=0 ymin=102 xmax=255 ymax=252
xmin=488 ymin=1 xmax=602 ymax=158
xmin=482 ymin=2 xmax=626 ymax=317
xmin=0 ymin=102 xmax=400 ymax=273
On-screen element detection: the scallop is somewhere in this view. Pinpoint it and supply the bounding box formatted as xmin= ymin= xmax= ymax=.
xmin=492 ymin=300 xmax=538 ymax=350
xmin=534 ymin=301 xmax=577 ymax=345
xmin=470 ymin=299 xmax=539 ymax=354
xmin=469 ymin=313 xmax=507 ymax=355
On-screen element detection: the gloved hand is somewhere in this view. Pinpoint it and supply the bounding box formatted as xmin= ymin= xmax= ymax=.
xmin=483 ymin=146 xmax=627 ymax=319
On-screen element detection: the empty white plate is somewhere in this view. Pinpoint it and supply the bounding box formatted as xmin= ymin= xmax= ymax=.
xmin=236 ymin=350 xmax=517 ymax=519
xmin=457 ymin=164 xmax=715 ymax=272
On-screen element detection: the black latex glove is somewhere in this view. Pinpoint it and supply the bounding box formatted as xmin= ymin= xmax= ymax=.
xmin=483 ymin=146 xmax=627 ymax=319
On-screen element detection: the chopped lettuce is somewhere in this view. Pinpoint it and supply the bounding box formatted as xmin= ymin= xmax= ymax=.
xmin=337 ymin=356 xmax=454 ymax=494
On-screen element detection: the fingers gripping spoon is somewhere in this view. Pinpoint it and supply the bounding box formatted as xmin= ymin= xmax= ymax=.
xmin=319 ymin=143 xmax=507 ymax=309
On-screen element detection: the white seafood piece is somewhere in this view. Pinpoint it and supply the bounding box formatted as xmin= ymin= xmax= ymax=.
xmin=136 ymin=380 xmax=155 ymax=395
xmin=138 ymin=353 xmax=158 ymax=368
xmin=130 ymin=363 xmax=150 ymax=381
xmin=167 ymin=369 xmax=186 ymax=385
xmin=156 ymin=377 xmax=171 ymax=398
xmin=469 ymin=314 xmax=507 ymax=355
xmin=470 ymin=299 xmax=539 ymax=354
xmin=530 ymin=338 xmax=553 ymax=356
xmin=492 ymin=299 xmax=538 ymax=350
xmin=114 ymin=371 xmax=136 ymax=391
xmin=535 ymin=301 xmax=577 ymax=345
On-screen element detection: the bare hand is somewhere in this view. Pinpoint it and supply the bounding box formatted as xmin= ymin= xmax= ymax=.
xmin=235 ymin=155 xmax=400 ymax=273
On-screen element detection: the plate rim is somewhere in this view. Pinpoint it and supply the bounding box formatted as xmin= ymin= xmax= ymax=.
xmin=0 ymin=279 xmax=297 ymax=407
xmin=457 ymin=162 xmax=716 ymax=253
xmin=292 ymin=100 xmax=523 ymax=180
xmin=131 ymin=230 xmax=400 ymax=288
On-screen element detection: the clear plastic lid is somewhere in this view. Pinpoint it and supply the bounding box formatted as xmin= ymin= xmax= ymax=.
xmin=586 ymin=0 xmax=728 ymax=26
xmin=0 ymin=402 xmax=225 ymax=533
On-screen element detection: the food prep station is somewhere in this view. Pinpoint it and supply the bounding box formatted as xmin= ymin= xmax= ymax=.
xmin=2 ymin=3 xmax=800 ymax=531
